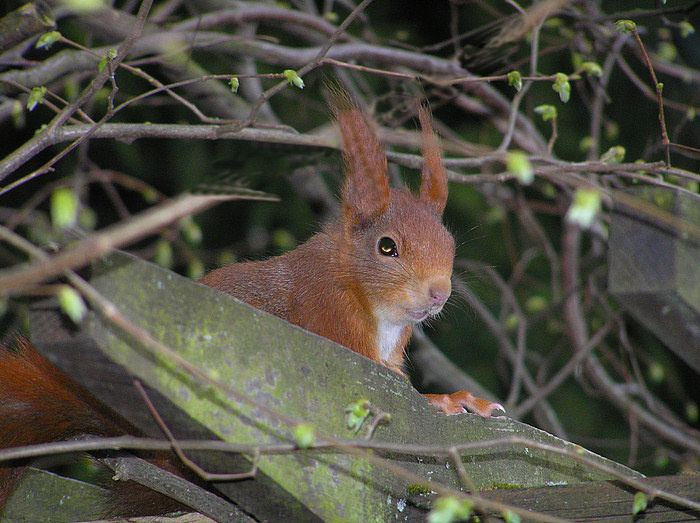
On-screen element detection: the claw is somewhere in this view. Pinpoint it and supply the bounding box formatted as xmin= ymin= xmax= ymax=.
xmin=424 ymin=393 xmax=467 ymax=415
xmin=424 ymin=391 xmax=505 ymax=418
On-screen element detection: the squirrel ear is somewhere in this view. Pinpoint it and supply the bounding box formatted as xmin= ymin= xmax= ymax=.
xmin=418 ymin=104 xmax=448 ymax=217
xmin=330 ymin=88 xmax=390 ymax=229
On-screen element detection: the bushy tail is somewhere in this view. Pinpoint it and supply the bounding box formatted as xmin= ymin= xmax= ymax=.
xmin=0 ymin=338 xmax=186 ymax=515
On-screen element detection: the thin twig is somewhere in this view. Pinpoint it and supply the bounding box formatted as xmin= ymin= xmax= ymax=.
xmin=216 ymin=0 xmax=377 ymax=134
xmin=134 ymin=380 xmax=260 ymax=481
xmin=0 ymin=0 xmax=154 ymax=183
xmin=0 ymin=194 xmax=261 ymax=295
xmin=629 ymin=26 xmax=671 ymax=165
xmin=497 ymin=15 xmax=544 ymax=152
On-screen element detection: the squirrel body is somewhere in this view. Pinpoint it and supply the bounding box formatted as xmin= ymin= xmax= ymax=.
xmin=200 ymin=99 xmax=454 ymax=375
xmin=201 ymin=187 xmax=454 ymax=374
xmin=202 ymin=94 xmax=503 ymax=418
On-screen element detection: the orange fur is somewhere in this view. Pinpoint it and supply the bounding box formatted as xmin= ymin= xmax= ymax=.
xmin=0 ymin=339 xmax=187 ymax=515
xmin=201 ymin=92 xmax=505 ymax=419
xmin=200 ymin=96 xmax=454 ymax=373
xmin=0 ymin=92 xmax=501 ymax=517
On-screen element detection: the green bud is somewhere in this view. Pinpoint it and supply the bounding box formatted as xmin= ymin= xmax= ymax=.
xmin=504 ymin=313 xmax=519 ymax=330
xmin=506 ymin=151 xmax=533 ymax=185
xmin=27 ymin=87 xmax=47 ymax=111
xmin=552 ymin=73 xmax=570 ymax=103
xmin=632 ymin=492 xmax=648 ymax=515
xmin=61 ymin=0 xmax=106 ymax=13
xmin=79 ymin=208 xmax=97 ymax=230
xmin=283 ymin=69 xmax=304 ymax=89
xmin=565 ymin=188 xmax=602 ymax=229
xmin=58 ymin=286 xmax=87 ymax=324
xmin=582 ymin=61 xmax=603 ymax=77
xmin=11 ymin=100 xmax=24 ymax=128
xmin=679 ymin=21 xmax=695 ymax=38
xmin=36 ymin=31 xmax=61 ymax=50
xmin=345 ymin=399 xmax=370 ymax=433
xmin=656 ymin=42 xmax=677 ymax=62
xmin=272 ymin=228 xmax=295 ymax=251
xmin=604 ymin=121 xmax=619 ymax=140
xmin=428 ymin=497 xmax=473 ymax=523
xmin=525 ymin=295 xmax=548 ymax=314
xmin=293 ymin=423 xmax=316 ymax=449
xmin=98 ymin=49 xmax=117 ymax=72
xmin=179 ymin=216 xmax=202 ymax=245
xmin=600 ymin=145 xmax=625 ymax=164
xmin=154 ymin=240 xmax=174 ymax=269
xmin=647 ymin=361 xmax=665 ymax=383
xmin=579 ymin=136 xmax=593 ymax=152
xmin=507 ymin=71 xmax=522 ymax=92
xmin=187 ymin=259 xmax=205 ymax=280
xmin=614 ymin=20 xmax=637 ymax=33
xmin=534 ymin=104 xmax=557 ymax=121
xmin=50 ymin=188 xmax=78 ymax=229
xmin=571 ymin=52 xmax=584 ymax=69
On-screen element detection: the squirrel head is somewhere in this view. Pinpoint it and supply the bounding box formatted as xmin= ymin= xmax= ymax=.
xmin=331 ymin=96 xmax=455 ymax=331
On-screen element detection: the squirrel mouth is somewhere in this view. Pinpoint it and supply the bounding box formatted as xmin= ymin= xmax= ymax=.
xmin=406 ymin=302 xmax=446 ymax=322
xmin=407 ymin=308 xmax=431 ymax=322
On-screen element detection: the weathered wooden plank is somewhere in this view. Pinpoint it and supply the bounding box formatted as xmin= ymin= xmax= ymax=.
xmin=28 ymin=251 xmax=642 ymax=522
xmin=609 ymin=187 xmax=700 ymax=366
xmin=0 ymin=468 xmax=108 ymax=522
xmin=480 ymin=474 xmax=700 ymax=522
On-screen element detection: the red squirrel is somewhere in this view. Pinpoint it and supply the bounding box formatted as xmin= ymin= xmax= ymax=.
xmin=0 ymin=91 xmax=501 ymax=516
xmin=200 ymin=91 xmax=504 ymax=418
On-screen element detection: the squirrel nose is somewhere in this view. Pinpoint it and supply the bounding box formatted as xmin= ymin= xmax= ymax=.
xmin=429 ymin=278 xmax=451 ymax=306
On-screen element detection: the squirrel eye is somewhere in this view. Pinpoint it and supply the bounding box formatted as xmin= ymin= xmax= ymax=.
xmin=378 ymin=237 xmax=398 ymax=257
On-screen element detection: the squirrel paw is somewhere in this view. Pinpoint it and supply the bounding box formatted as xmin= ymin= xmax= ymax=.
xmin=424 ymin=391 xmax=505 ymax=418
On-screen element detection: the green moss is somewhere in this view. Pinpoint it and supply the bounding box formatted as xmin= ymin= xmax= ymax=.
xmin=483 ymin=482 xmax=525 ymax=490
xmin=406 ymin=484 xmax=434 ymax=496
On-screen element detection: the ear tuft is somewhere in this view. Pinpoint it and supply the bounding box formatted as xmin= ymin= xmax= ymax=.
xmin=418 ymin=104 xmax=448 ymax=217
xmin=328 ymin=84 xmax=390 ymax=229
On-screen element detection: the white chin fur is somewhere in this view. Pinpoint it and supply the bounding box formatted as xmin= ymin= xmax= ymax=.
xmin=377 ymin=319 xmax=407 ymax=364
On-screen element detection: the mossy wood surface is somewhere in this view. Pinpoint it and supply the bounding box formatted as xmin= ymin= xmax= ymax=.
xmin=60 ymin=251 xmax=637 ymax=522
xmin=0 ymin=468 xmax=108 ymax=522
xmin=19 ymin=251 xmax=642 ymax=523
xmin=480 ymin=473 xmax=700 ymax=523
